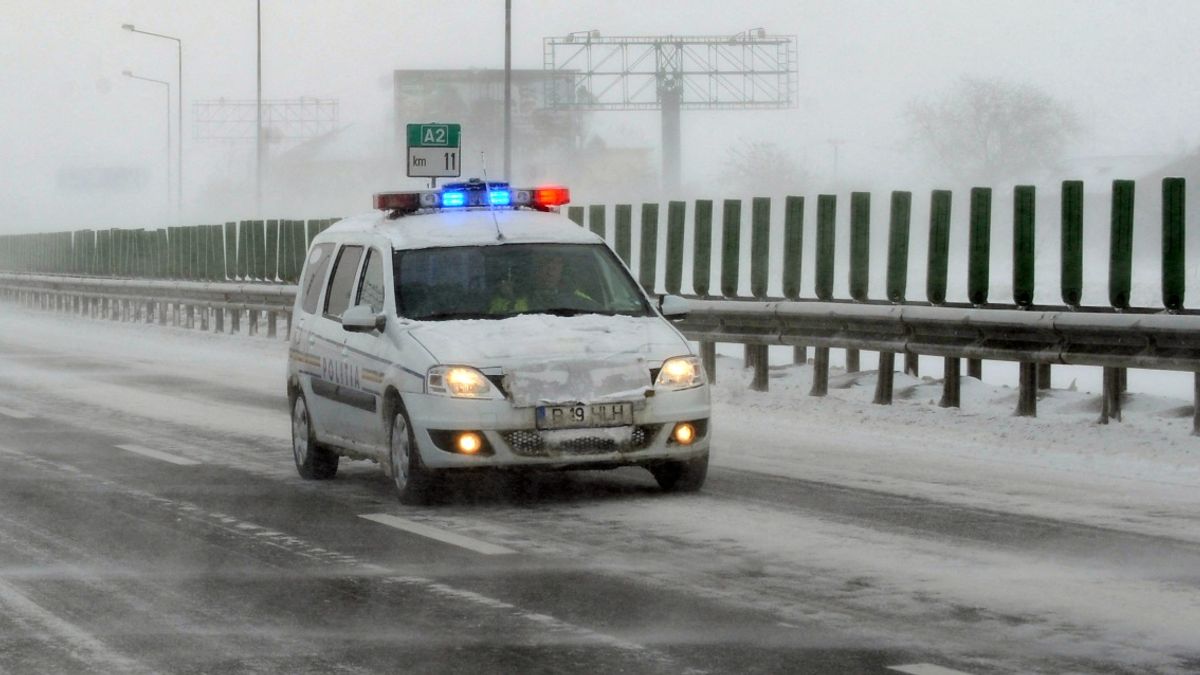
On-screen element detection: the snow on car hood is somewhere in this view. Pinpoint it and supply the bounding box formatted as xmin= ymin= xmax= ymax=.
xmin=407 ymin=314 xmax=690 ymax=406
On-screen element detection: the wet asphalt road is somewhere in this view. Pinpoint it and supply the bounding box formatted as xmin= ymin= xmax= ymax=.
xmin=2 ymin=339 xmax=1199 ymax=674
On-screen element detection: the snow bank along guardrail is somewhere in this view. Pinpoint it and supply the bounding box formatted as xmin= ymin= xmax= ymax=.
xmin=3 ymin=272 xmax=1199 ymax=436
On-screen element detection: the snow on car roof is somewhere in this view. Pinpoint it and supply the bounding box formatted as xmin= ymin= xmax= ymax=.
xmin=318 ymin=208 xmax=604 ymax=250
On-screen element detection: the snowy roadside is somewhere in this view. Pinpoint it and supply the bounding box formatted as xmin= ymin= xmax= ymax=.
xmin=2 ymin=306 xmax=1198 ymax=544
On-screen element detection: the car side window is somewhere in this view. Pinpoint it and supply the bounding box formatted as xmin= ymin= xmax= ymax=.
xmin=323 ymin=245 xmax=364 ymax=320
xmin=356 ymin=248 xmax=386 ymax=315
xmin=300 ymin=243 xmax=336 ymax=315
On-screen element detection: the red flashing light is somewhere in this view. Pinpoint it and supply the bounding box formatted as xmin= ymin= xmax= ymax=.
xmin=373 ymin=192 xmax=422 ymax=212
xmin=531 ymin=186 xmax=570 ymax=209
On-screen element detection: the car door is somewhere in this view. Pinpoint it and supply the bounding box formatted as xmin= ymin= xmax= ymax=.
xmin=309 ymin=243 xmax=365 ymax=441
xmin=292 ymin=242 xmax=337 ymax=435
xmin=341 ymin=246 xmax=392 ymax=448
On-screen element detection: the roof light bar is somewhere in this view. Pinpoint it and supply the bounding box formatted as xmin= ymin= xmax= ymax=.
xmin=372 ymin=180 xmax=570 ymax=215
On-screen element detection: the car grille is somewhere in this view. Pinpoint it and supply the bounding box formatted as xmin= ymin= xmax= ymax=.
xmin=503 ymin=424 xmax=662 ymax=457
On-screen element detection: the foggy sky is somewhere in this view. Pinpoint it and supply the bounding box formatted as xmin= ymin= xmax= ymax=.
xmin=3 ymin=0 xmax=1200 ymax=232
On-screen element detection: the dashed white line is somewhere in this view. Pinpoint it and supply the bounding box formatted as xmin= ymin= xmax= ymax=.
xmin=888 ymin=664 xmax=976 ymax=675
xmin=115 ymin=444 xmax=201 ymax=466
xmin=359 ymin=513 xmax=517 ymax=555
xmin=0 ymin=405 xmax=33 ymax=420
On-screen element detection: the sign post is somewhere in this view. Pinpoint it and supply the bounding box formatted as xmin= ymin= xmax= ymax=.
xmin=407 ymin=123 xmax=461 ymax=187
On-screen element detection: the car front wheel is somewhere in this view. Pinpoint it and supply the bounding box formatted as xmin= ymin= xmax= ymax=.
xmin=389 ymin=406 xmax=437 ymax=505
xmin=649 ymin=452 xmax=708 ymax=492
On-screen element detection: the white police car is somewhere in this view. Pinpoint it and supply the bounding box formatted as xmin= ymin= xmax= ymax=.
xmin=286 ymin=180 xmax=710 ymax=504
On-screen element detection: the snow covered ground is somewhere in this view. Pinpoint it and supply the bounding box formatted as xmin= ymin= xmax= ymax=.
xmin=4 ymin=305 xmax=1200 ymax=672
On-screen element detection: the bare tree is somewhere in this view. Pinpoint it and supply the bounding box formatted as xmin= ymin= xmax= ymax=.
xmin=906 ymin=77 xmax=1079 ymax=184
xmin=718 ymin=140 xmax=809 ymax=195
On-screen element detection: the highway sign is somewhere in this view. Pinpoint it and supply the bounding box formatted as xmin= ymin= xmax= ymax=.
xmin=407 ymin=123 xmax=461 ymax=178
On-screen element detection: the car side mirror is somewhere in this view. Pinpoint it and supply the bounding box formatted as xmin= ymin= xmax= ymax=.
xmin=342 ymin=304 xmax=386 ymax=332
xmin=659 ymin=294 xmax=689 ymax=319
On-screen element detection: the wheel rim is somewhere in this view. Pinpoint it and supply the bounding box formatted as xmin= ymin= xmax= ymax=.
xmin=390 ymin=415 xmax=410 ymax=493
xmin=292 ymin=398 xmax=310 ymax=467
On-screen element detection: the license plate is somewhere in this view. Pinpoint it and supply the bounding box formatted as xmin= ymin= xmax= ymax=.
xmin=536 ymin=402 xmax=633 ymax=430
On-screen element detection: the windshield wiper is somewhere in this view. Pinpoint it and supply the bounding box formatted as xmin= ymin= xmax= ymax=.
xmin=409 ymin=311 xmax=492 ymax=321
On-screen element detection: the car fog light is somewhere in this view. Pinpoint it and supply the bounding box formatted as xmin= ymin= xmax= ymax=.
xmin=672 ymin=423 xmax=696 ymax=445
xmin=456 ymin=432 xmax=484 ymax=454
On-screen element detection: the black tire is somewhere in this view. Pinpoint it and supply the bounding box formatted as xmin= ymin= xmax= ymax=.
xmin=650 ymin=452 xmax=708 ymax=492
xmin=388 ymin=402 xmax=438 ymax=505
xmin=291 ymin=394 xmax=338 ymax=480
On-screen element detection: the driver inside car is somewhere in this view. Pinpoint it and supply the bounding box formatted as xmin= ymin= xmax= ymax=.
xmin=488 ymin=252 xmax=594 ymax=314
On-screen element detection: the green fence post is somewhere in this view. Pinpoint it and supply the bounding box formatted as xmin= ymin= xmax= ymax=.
xmin=266 ymin=219 xmax=280 ymax=281
xmin=278 ymin=220 xmax=293 ymax=282
xmin=1013 ymin=185 xmax=1036 ymax=307
xmin=292 ymin=220 xmax=307 ymax=280
xmin=588 ymin=204 xmax=606 ymax=240
xmin=1061 ymin=181 xmax=1084 ymax=307
xmin=782 ymin=196 xmax=804 ymax=301
xmin=849 ymin=192 xmax=870 ymax=302
xmin=720 ymin=199 xmax=741 ymax=298
xmin=237 ymin=221 xmax=251 ymax=280
xmin=639 ymin=202 xmax=659 ymax=293
xmin=1109 ymin=180 xmax=1135 ymax=310
xmin=750 ymin=197 xmax=770 ymax=299
xmin=886 ymin=191 xmax=912 ymax=303
xmin=614 ymin=204 xmax=633 ymax=265
xmin=252 ymin=220 xmax=266 ymax=281
xmin=193 ymin=225 xmax=206 ymax=281
xmin=666 ymin=200 xmax=685 ymax=295
xmin=221 ymin=222 xmax=235 ymax=280
xmin=567 ymin=205 xmax=585 ymax=226
xmin=815 ymin=195 xmax=836 ymax=301
xmin=1162 ymin=177 xmax=1185 ymax=311
xmin=693 ymin=199 xmax=713 ymax=297
xmin=211 ymin=225 xmax=226 ymax=281
xmin=968 ymin=187 xmax=992 ymax=306
xmin=305 ymin=220 xmax=318 ymax=249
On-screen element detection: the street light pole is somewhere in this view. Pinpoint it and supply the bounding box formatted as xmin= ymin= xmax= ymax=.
xmin=122 ymin=24 xmax=182 ymax=221
xmin=256 ymin=0 xmax=263 ymax=215
xmin=503 ymin=0 xmax=512 ymax=179
xmin=123 ymin=71 xmax=171 ymax=218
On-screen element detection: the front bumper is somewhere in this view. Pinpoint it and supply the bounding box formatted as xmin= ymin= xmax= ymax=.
xmin=403 ymin=386 xmax=711 ymax=470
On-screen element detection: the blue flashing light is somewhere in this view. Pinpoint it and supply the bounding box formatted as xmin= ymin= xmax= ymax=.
xmin=488 ymin=189 xmax=511 ymax=206
xmin=441 ymin=190 xmax=466 ymax=208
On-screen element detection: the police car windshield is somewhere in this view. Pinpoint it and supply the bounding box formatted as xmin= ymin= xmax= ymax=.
xmin=395 ymin=243 xmax=651 ymax=321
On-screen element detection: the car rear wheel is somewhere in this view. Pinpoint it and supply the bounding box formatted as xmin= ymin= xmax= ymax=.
xmin=292 ymin=394 xmax=338 ymax=480
xmin=389 ymin=406 xmax=437 ymax=505
xmin=649 ymin=452 xmax=708 ymax=492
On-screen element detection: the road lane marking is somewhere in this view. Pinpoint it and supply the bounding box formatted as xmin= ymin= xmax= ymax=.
xmin=0 ymin=405 xmax=33 ymax=419
xmin=358 ymin=513 xmax=517 ymax=555
xmin=115 ymin=444 xmax=201 ymax=466
xmin=0 ymin=576 xmax=151 ymax=674
xmin=889 ymin=664 xmax=976 ymax=675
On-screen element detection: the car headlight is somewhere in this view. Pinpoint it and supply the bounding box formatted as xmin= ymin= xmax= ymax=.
xmin=655 ymin=356 xmax=705 ymax=390
xmin=426 ymin=366 xmax=503 ymax=399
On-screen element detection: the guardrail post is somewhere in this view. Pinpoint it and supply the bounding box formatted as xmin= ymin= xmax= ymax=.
xmin=750 ymin=344 xmax=769 ymax=391
xmin=215 ymin=304 xmax=224 ymax=332
xmin=1109 ymin=180 xmax=1135 ymax=310
xmin=700 ymin=341 xmax=716 ymax=385
xmin=719 ymin=200 xmax=740 ymax=298
xmin=1013 ymin=186 xmax=1036 ymax=307
xmin=666 ymin=201 xmax=685 ymax=295
xmin=1061 ymin=181 xmax=1083 ymax=307
xmin=640 ymin=203 xmax=660 ymax=294
xmin=1194 ymin=373 xmax=1200 ymax=436
xmin=1100 ymin=366 xmax=1122 ymax=424
xmin=1016 ymin=362 xmax=1038 ymax=417
xmin=968 ymin=359 xmax=982 ymax=380
xmin=267 ymin=311 xmax=278 ymax=338
xmin=231 ymin=307 xmax=241 ymax=334
xmin=248 ymin=309 xmax=259 ymax=336
xmin=693 ymin=199 xmax=713 ymax=297
xmin=588 ymin=204 xmax=606 ymax=240
xmin=810 ymin=347 xmax=829 ymax=397
xmin=1162 ymin=177 xmax=1185 ymax=311
xmin=614 ymin=204 xmax=632 ymax=265
xmin=873 ymin=352 xmax=895 ymax=404
xmin=940 ymin=357 xmax=960 ymax=408
xmin=1037 ymin=363 xmax=1051 ymax=390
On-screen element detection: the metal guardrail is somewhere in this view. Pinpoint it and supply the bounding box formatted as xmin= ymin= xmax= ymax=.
xmin=3 ymin=273 xmax=1197 ymax=434
xmin=0 ymin=272 xmax=296 ymax=337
